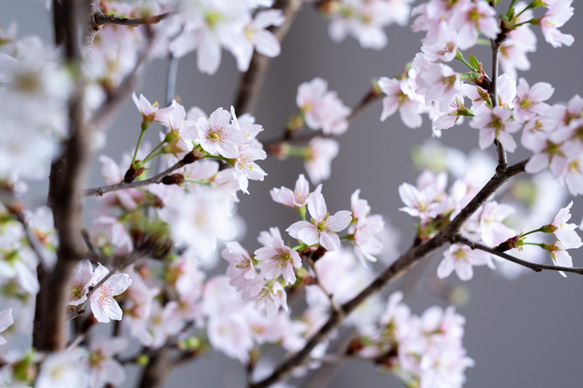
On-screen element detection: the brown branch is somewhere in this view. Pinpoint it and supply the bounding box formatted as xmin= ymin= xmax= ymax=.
xmin=233 ymin=0 xmax=303 ymax=115
xmin=92 ymin=10 xmax=176 ymax=28
xmin=36 ymin=0 xmax=92 ymax=352
xmin=452 ymin=235 xmax=583 ymax=275
xmin=249 ymin=158 xmax=528 ymax=388
xmin=82 ymin=154 xmax=194 ymax=197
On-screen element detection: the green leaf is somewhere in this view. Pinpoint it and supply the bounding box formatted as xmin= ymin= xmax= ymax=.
xmin=468 ymin=55 xmax=480 ymax=71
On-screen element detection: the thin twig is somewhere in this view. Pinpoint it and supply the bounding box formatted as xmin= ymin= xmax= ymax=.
xmin=452 ymin=235 xmax=583 ymax=275
xmin=82 ymin=157 xmax=189 ymax=197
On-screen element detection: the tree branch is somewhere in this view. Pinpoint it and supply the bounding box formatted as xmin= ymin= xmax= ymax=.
xmin=82 ymin=153 xmax=196 ymax=197
xmin=249 ymin=158 xmax=529 ymax=388
xmin=37 ymin=0 xmax=92 ymax=352
xmin=452 ymin=235 xmax=583 ymax=275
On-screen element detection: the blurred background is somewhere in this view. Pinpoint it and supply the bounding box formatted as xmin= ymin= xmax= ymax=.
xmin=2 ymin=1 xmax=583 ymax=387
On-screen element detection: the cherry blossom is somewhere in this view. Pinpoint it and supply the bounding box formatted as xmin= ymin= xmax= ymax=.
xmin=87 ymin=336 xmax=128 ymax=388
xmin=270 ymin=174 xmax=314 ymax=208
xmin=378 ymin=73 xmax=425 ymax=128
xmin=36 ymin=350 xmax=89 ymax=388
xmin=539 ymin=0 xmax=574 ymax=48
xmin=437 ymin=244 xmax=495 ymax=281
xmin=544 ymin=201 xmax=583 ymax=249
xmin=304 ymin=137 xmax=339 ymax=183
xmin=90 ymin=264 xmax=132 ymax=323
xmin=255 ymin=227 xmax=302 ymax=285
xmin=469 ymin=106 xmax=522 ymax=152
xmin=287 ymin=191 xmax=352 ymax=251
xmin=296 ymin=77 xmax=350 ymax=135
xmin=513 ymin=78 xmax=554 ymax=122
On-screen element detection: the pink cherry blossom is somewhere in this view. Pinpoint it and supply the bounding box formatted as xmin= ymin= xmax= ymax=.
xmin=469 ymin=106 xmax=522 ymax=152
xmin=196 ymin=107 xmax=241 ymax=158
xmin=88 ymin=336 xmax=128 ymax=388
xmin=255 ymin=227 xmax=302 ymax=285
xmin=513 ymin=78 xmax=554 ymax=122
xmin=477 ymin=201 xmax=516 ymax=246
xmin=233 ymin=144 xmax=268 ymax=194
xmin=90 ymin=264 xmax=132 ymax=323
xmin=222 ymin=241 xmax=257 ymax=290
xmin=270 ymin=174 xmax=313 ymax=208
xmin=304 ymin=137 xmax=339 ymax=183
xmin=286 ymin=191 xmax=352 ymax=251
xmin=437 ymin=244 xmax=494 ymax=281
xmin=378 ymin=74 xmax=425 ymax=128
xmin=540 ymin=0 xmax=574 ymax=48
xmin=296 ymin=77 xmax=350 ymax=135
xmin=450 ymin=0 xmax=500 ymax=50
xmin=546 ymin=201 xmax=583 ymax=249
xmin=232 ymin=9 xmax=284 ymax=71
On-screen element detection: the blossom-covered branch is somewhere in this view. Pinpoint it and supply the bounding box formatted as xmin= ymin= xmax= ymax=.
xmin=250 ymin=157 xmax=528 ymax=387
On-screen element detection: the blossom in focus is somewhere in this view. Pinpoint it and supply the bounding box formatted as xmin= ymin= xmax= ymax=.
xmin=469 ymin=106 xmax=522 ymax=152
xmin=90 ymin=264 xmax=132 ymax=323
xmin=270 ymin=173 xmax=314 ymax=208
xmin=255 ymin=227 xmax=302 ymax=285
xmin=287 ymin=191 xmax=352 ymax=251
xmin=544 ymin=201 xmax=583 ymax=249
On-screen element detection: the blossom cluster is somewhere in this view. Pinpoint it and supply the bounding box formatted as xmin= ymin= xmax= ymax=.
xmin=353 ymin=291 xmax=474 ymax=388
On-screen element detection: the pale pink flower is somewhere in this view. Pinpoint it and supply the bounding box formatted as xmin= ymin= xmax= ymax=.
xmin=437 ymin=245 xmax=494 ymax=281
xmin=132 ymin=92 xmax=159 ymax=127
xmin=270 ymin=174 xmax=313 ymax=208
xmin=523 ymin=128 xmax=570 ymax=176
xmin=450 ymin=0 xmax=500 ymax=50
xmin=565 ymin=157 xmax=583 ymax=196
xmin=477 ymin=201 xmax=516 ymax=246
xmin=0 ymin=309 xmax=13 ymax=345
xmin=296 ymin=78 xmax=350 ymax=135
xmin=255 ymin=227 xmax=302 ymax=285
xmin=513 ymin=78 xmax=554 ymax=122
xmin=70 ymin=259 xmax=95 ymax=306
xmin=196 ymin=107 xmax=241 ymax=158
xmin=207 ymin=313 xmax=254 ymax=363
xmin=222 ymin=241 xmax=257 ymax=290
xmin=36 ymin=350 xmax=89 ymax=388
xmin=233 ymin=144 xmax=268 ymax=194
xmin=90 ymin=264 xmax=132 ymax=323
xmin=287 ymin=191 xmax=352 ymax=251
xmin=304 ymin=137 xmax=339 ymax=183
xmin=232 ymin=9 xmax=284 ymax=71
xmin=540 ymin=0 xmax=574 ymax=48
xmin=546 ymin=201 xmax=583 ymax=249
xmin=414 ymin=58 xmax=463 ymax=112
xmin=87 ymin=336 xmax=128 ymax=388
xmin=470 ymin=106 xmax=522 ymax=152
xmin=421 ymin=21 xmax=459 ymax=63
xmin=254 ymin=281 xmax=288 ymax=317
xmin=378 ymin=74 xmax=425 ymax=128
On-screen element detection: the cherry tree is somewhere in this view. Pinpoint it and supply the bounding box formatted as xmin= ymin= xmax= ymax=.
xmin=0 ymin=0 xmax=581 ymax=387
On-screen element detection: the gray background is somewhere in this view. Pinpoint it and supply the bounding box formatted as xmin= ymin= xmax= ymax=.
xmin=2 ymin=1 xmax=583 ymax=387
